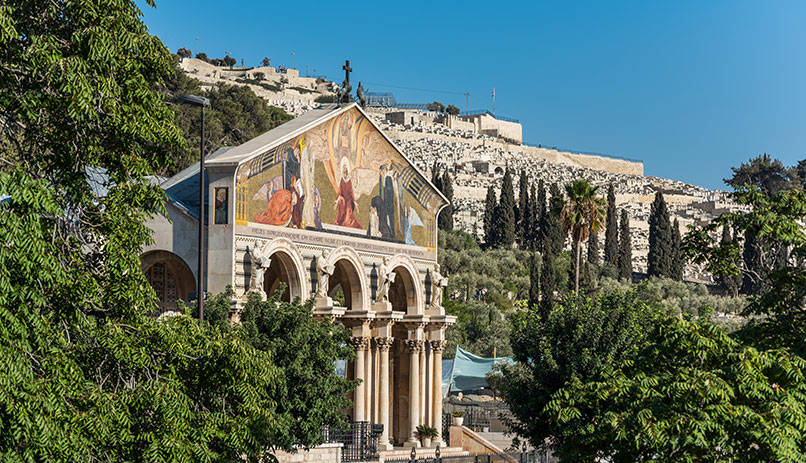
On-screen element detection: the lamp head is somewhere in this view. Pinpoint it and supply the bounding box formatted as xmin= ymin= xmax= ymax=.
xmin=181 ymin=94 xmax=210 ymax=107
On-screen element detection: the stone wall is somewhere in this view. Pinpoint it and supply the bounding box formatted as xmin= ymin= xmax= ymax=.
xmin=274 ymin=443 xmax=342 ymax=463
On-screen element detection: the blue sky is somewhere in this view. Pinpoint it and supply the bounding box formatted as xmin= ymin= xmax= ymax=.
xmin=140 ymin=1 xmax=806 ymax=190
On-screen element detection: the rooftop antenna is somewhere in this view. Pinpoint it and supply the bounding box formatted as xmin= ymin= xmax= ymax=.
xmin=464 ymin=92 xmax=470 ymax=114
xmin=195 ymin=37 xmax=198 ymax=57
xmin=492 ymin=88 xmax=496 ymax=115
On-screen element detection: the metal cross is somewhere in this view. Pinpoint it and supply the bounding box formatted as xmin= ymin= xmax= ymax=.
xmin=343 ymin=60 xmax=352 ymax=84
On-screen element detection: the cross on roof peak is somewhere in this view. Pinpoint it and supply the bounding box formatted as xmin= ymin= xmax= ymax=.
xmin=343 ymin=60 xmax=352 ymax=84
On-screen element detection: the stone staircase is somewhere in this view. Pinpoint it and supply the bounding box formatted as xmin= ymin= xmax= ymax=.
xmin=380 ymin=446 xmax=469 ymax=462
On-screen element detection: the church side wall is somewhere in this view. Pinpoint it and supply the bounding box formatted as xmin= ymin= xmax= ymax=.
xmin=206 ymin=168 xmax=236 ymax=295
xmin=143 ymin=202 xmax=201 ymax=294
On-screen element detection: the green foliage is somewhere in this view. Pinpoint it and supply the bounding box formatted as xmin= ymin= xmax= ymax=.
xmin=499 ymin=289 xmax=660 ymax=451
xmin=176 ymin=47 xmax=191 ymax=58
xmin=604 ymin=184 xmax=619 ymax=266
xmin=445 ymin=104 xmax=460 ymax=116
xmin=648 ymin=191 xmax=675 ymax=278
xmin=492 ymin=167 xmax=517 ymax=248
xmin=587 ymin=229 xmax=599 ymax=265
xmin=439 ymin=169 xmax=454 ymax=231
xmin=163 ymin=65 xmax=292 ymax=174
xmin=561 ymin=179 xmax=605 ymax=293
xmin=542 ymin=184 xmax=566 ymax=258
xmin=724 ymin=152 xmax=799 ymax=197
xmin=719 ymin=226 xmax=741 ymax=296
xmin=686 ymin=185 xmax=806 ymax=354
xmin=444 ymin=300 xmax=512 ymax=359
xmin=547 ymin=317 xmax=806 ymax=463
xmin=426 ymin=101 xmax=445 ymax=112
xmin=483 ymin=185 xmax=497 ymax=248
xmin=517 ymin=169 xmax=530 ymax=247
xmin=618 ymin=209 xmax=633 ymax=281
xmin=315 ymin=94 xmax=337 ymax=103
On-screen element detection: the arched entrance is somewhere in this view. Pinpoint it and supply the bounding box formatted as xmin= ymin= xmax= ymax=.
xmin=328 ymin=259 xmax=365 ymax=310
xmin=141 ymin=250 xmax=195 ymax=314
xmin=263 ymin=251 xmax=304 ymax=302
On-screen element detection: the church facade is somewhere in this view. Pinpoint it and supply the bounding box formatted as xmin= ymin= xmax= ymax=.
xmin=141 ymin=102 xmax=454 ymax=449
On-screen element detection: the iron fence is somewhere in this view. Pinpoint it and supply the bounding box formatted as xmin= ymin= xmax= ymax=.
xmin=321 ymin=421 xmax=382 ymax=462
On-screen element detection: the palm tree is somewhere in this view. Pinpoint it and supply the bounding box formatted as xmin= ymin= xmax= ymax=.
xmin=561 ymin=179 xmax=606 ymax=294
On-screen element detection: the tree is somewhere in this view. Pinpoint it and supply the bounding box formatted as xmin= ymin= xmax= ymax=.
xmin=671 ymin=218 xmax=684 ymax=281
xmin=494 ymin=167 xmax=517 ymax=248
xmin=648 ymin=191 xmax=674 ymax=278
xmin=262 ymin=57 xmax=271 ymax=67
xmin=719 ymin=226 xmax=741 ymax=297
xmin=587 ymin=229 xmax=599 ymax=266
xmin=725 ymin=153 xmax=798 ymax=197
xmin=539 ymin=252 xmax=556 ymax=317
xmin=604 ymin=184 xmax=619 ymax=266
xmin=618 ymin=209 xmax=633 ymax=281
xmin=176 ymin=47 xmax=192 ymax=58
xmin=426 ymin=101 xmax=445 ymax=112
xmin=223 ymin=54 xmax=236 ymax=67
xmin=518 ymin=169 xmax=530 ymax=247
xmin=445 ymin=104 xmax=460 ymax=116
xmin=561 ymin=180 xmax=605 ymax=294
xmin=548 ymin=317 xmax=806 ymax=463
xmin=529 ymin=252 xmax=540 ymax=309
xmin=528 ymin=182 xmax=539 ymax=250
xmin=541 ymin=184 xmax=565 ymax=258
xmin=196 ymin=52 xmax=210 ymax=62
xmin=483 ymin=185 xmax=497 ymax=248
xmin=0 ymin=2 xmax=347 ymax=460
xmin=797 ymin=158 xmax=806 ymax=189
xmin=439 ymin=169 xmax=454 ymax=231
xmin=499 ymin=289 xmax=659 ymax=452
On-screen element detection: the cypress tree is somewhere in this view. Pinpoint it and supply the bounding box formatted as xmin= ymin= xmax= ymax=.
xmin=431 ymin=161 xmax=442 ymax=192
xmin=618 ymin=209 xmax=632 ymax=281
xmin=587 ymin=230 xmax=600 ymax=266
xmin=604 ymin=184 xmax=618 ymax=266
xmin=529 ymin=251 xmax=540 ymax=309
xmin=539 ymin=251 xmax=556 ymax=318
xmin=497 ymin=167 xmax=517 ymax=248
xmin=535 ymin=180 xmax=547 ymax=252
xmin=741 ymin=233 xmax=763 ymax=295
xmin=438 ymin=170 xmax=454 ymax=231
xmin=720 ymin=226 xmax=741 ymax=297
xmin=517 ymin=169 xmax=529 ymax=247
xmin=528 ymin=183 xmax=538 ymax=250
xmin=671 ymin=218 xmax=683 ymax=281
xmin=483 ymin=185 xmax=497 ymax=248
xmin=648 ymin=191 xmax=673 ymax=278
xmin=544 ymin=183 xmax=565 ymax=257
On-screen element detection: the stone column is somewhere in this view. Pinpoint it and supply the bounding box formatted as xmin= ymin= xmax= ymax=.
xmin=406 ymin=339 xmax=423 ymax=446
xmin=365 ymin=337 xmax=373 ymax=422
xmin=430 ymin=340 xmax=447 ymax=447
xmin=420 ymin=346 xmax=427 ymax=426
xmin=376 ymin=337 xmax=394 ymax=450
xmin=349 ymin=337 xmax=369 ymax=422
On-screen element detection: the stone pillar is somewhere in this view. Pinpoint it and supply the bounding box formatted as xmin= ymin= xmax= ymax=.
xmin=365 ymin=337 xmax=373 ymax=422
xmin=431 ymin=340 xmax=446 ymax=447
xmin=349 ymin=337 xmax=369 ymax=422
xmin=420 ymin=346 xmax=427 ymax=426
xmin=377 ymin=337 xmax=394 ymax=450
xmin=406 ymin=339 xmax=423 ymax=446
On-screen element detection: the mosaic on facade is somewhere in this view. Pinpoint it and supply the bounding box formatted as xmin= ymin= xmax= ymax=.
xmin=235 ymin=107 xmax=442 ymax=249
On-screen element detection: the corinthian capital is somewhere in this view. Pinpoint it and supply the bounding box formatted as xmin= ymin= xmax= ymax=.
xmin=430 ymin=340 xmax=447 ymax=353
xmin=375 ymin=337 xmax=395 ymax=352
xmin=348 ymin=336 xmax=370 ymax=351
xmin=405 ymin=339 xmax=424 ymax=354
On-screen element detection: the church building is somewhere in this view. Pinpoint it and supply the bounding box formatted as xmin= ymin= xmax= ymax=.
xmin=141 ymin=102 xmax=455 ymax=449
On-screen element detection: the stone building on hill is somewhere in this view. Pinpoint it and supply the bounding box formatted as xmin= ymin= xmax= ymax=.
xmin=141 ymin=102 xmax=455 ymax=450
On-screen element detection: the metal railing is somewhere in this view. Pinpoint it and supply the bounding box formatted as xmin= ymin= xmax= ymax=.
xmin=459 ymin=110 xmax=520 ymax=123
xmin=322 ymin=421 xmax=382 ymax=462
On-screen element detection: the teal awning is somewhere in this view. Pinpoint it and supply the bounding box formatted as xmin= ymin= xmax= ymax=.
xmin=445 ymin=346 xmax=513 ymax=395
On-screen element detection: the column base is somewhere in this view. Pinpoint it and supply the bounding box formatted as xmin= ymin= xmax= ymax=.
xmin=406 ymin=437 xmax=421 ymax=448
xmin=315 ymin=296 xmax=333 ymax=308
xmin=432 ymin=439 xmax=445 ymax=448
xmin=378 ymin=441 xmax=394 ymax=451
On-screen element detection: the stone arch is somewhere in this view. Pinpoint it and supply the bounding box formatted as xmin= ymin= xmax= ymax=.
xmin=324 ymin=246 xmax=369 ymax=312
xmin=385 ymin=254 xmax=424 ymax=315
xmin=140 ymin=250 xmax=196 ymax=314
xmin=261 ymin=238 xmax=308 ymax=302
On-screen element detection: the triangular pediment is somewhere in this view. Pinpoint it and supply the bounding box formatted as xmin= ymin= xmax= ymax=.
xmin=221 ymin=103 xmax=447 ymax=249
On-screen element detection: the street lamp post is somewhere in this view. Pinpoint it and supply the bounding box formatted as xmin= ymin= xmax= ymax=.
xmin=181 ymin=94 xmax=210 ymax=322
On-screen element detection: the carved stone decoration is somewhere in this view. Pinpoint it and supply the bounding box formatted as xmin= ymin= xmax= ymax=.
xmin=429 ymin=340 xmax=447 ymax=353
xmin=348 ymin=336 xmax=370 ymax=352
xmin=316 ymin=250 xmax=334 ymax=299
xmin=248 ymin=243 xmax=271 ymax=299
xmin=356 ymin=82 xmax=368 ymax=108
xmin=376 ymin=256 xmax=396 ymax=304
xmin=430 ymin=264 xmax=448 ymax=309
xmin=375 ymin=337 xmax=394 ymax=353
xmin=405 ymin=339 xmax=424 ymax=354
